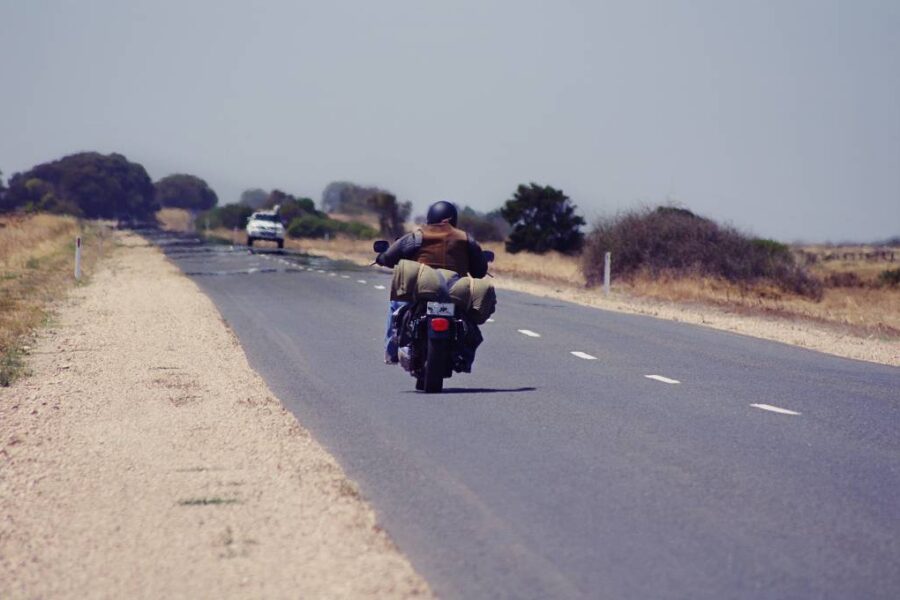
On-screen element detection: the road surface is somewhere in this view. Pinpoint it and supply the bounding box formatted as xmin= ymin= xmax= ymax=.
xmin=157 ymin=233 xmax=900 ymax=599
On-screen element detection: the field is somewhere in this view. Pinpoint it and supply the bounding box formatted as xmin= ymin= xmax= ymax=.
xmin=0 ymin=214 xmax=107 ymax=385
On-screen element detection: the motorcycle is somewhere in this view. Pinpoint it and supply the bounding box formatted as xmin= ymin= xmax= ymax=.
xmin=373 ymin=240 xmax=494 ymax=393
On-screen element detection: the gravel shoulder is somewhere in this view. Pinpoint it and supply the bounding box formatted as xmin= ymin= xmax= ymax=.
xmin=0 ymin=233 xmax=432 ymax=599
xmin=491 ymin=276 xmax=900 ymax=367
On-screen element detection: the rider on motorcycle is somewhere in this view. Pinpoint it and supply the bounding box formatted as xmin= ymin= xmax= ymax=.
xmin=375 ymin=200 xmax=489 ymax=365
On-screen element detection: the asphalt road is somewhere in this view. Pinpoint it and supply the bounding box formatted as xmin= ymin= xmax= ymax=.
xmin=157 ymin=233 xmax=900 ymax=599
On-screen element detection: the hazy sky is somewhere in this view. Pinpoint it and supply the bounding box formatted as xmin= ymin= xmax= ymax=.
xmin=1 ymin=0 xmax=898 ymax=242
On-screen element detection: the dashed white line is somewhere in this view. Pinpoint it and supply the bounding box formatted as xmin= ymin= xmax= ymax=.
xmin=317 ymin=269 xmax=326 ymax=273
xmin=751 ymin=403 xmax=801 ymax=416
xmin=645 ymin=374 xmax=681 ymax=385
xmin=357 ymin=279 xmax=368 ymax=284
xmin=341 ymin=275 xmax=351 ymax=279
xmin=486 ymin=318 xmax=495 ymax=323
xmin=517 ymin=329 xmax=541 ymax=338
xmin=570 ymin=351 xmax=597 ymax=360
xmin=329 ymin=272 xmax=337 ymax=276
xmin=374 ymin=284 xmax=386 ymax=290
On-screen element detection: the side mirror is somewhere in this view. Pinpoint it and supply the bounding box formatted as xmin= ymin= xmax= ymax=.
xmin=373 ymin=240 xmax=390 ymax=253
xmin=483 ymin=250 xmax=495 ymax=263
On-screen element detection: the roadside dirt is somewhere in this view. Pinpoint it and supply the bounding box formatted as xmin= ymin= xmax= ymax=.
xmin=491 ymin=276 xmax=900 ymax=367
xmin=0 ymin=233 xmax=432 ymax=599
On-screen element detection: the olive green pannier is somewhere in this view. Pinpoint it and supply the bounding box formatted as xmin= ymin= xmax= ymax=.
xmin=390 ymin=259 xmax=496 ymax=325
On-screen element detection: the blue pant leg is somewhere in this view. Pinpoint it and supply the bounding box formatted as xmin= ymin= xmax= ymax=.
xmin=384 ymin=300 xmax=406 ymax=360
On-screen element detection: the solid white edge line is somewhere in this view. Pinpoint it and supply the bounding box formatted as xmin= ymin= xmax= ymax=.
xmin=570 ymin=351 xmax=597 ymax=360
xmin=751 ymin=403 xmax=801 ymax=416
xmin=517 ymin=329 xmax=541 ymax=338
xmin=645 ymin=374 xmax=681 ymax=384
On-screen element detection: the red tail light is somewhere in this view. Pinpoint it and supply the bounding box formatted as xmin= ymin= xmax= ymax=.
xmin=430 ymin=317 xmax=450 ymax=332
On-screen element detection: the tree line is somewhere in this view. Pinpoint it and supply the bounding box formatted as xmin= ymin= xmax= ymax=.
xmin=0 ymin=151 xmax=592 ymax=256
xmin=0 ymin=152 xmax=218 ymax=221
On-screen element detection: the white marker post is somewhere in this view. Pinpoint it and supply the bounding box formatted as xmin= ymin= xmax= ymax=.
xmin=603 ymin=251 xmax=611 ymax=296
xmin=74 ymin=236 xmax=82 ymax=280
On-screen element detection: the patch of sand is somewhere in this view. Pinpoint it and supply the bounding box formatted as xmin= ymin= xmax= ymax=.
xmin=0 ymin=233 xmax=432 ymax=599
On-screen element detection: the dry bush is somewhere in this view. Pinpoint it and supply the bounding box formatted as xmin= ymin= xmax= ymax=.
xmin=823 ymin=271 xmax=865 ymax=288
xmin=583 ymin=207 xmax=822 ymax=299
xmin=878 ymin=268 xmax=900 ymax=288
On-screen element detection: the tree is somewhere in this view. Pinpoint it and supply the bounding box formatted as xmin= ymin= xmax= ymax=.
xmin=500 ymin=183 xmax=585 ymax=254
xmin=155 ymin=174 xmax=218 ymax=211
xmin=0 ymin=169 xmax=6 ymax=211
xmin=198 ymin=203 xmax=254 ymax=229
xmin=322 ymin=181 xmax=374 ymax=214
xmin=239 ymin=188 xmax=268 ymax=209
xmin=368 ymin=192 xmax=411 ymax=239
xmin=272 ymin=194 xmax=316 ymax=224
xmin=458 ymin=206 xmax=506 ymax=242
xmin=320 ymin=181 xmax=410 ymax=238
xmin=3 ymin=152 xmax=157 ymax=218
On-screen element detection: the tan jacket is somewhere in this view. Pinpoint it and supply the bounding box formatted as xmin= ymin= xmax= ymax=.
xmin=417 ymin=223 xmax=471 ymax=275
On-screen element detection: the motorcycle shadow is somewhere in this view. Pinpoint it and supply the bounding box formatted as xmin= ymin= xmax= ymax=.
xmin=406 ymin=386 xmax=537 ymax=395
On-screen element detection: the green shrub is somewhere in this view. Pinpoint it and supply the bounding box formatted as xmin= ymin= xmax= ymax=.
xmin=287 ymin=214 xmax=339 ymax=238
xmin=877 ymin=268 xmax=900 ymax=287
xmin=286 ymin=214 xmax=379 ymax=239
xmin=199 ymin=204 xmax=253 ymax=229
xmin=339 ymin=220 xmax=379 ymax=239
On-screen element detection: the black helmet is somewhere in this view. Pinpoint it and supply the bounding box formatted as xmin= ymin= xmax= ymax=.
xmin=426 ymin=201 xmax=458 ymax=226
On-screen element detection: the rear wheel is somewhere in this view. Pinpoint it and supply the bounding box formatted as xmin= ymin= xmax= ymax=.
xmin=247 ymin=237 xmax=254 ymax=247
xmin=277 ymin=239 xmax=284 ymax=249
xmin=423 ymin=338 xmax=448 ymax=393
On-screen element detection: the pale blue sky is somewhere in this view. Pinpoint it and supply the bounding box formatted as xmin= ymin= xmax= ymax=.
xmin=1 ymin=0 xmax=898 ymax=242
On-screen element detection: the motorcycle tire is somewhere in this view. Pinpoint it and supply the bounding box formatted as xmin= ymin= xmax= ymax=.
xmin=424 ymin=338 xmax=448 ymax=393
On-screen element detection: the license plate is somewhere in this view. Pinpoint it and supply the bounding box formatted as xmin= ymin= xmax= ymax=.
xmin=426 ymin=302 xmax=455 ymax=317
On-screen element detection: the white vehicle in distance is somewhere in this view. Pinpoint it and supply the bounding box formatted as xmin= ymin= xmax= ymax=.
xmin=246 ymin=211 xmax=285 ymax=249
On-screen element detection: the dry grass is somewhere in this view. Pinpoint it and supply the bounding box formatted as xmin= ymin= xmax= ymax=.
xmin=481 ymin=243 xmax=584 ymax=286
xmin=157 ymin=208 xmax=194 ymax=232
xmin=0 ymin=213 xmax=108 ymax=385
xmin=617 ymin=271 xmax=900 ymax=337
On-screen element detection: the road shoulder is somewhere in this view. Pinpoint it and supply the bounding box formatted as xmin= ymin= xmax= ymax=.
xmin=0 ymin=232 xmax=432 ymax=598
